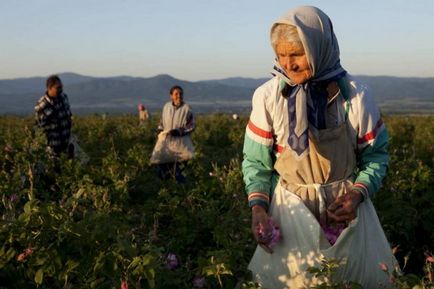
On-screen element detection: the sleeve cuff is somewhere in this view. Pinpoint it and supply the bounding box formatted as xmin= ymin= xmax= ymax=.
xmin=352 ymin=183 xmax=370 ymax=201
xmin=248 ymin=199 xmax=269 ymax=211
xmin=247 ymin=192 xmax=270 ymax=210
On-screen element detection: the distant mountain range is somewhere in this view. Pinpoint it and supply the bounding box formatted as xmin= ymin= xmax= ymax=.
xmin=1 ymin=72 xmax=433 ymax=115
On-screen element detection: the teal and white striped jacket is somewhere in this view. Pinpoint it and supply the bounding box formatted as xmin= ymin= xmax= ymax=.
xmin=242 ymin=75 xmax=389 ymax=210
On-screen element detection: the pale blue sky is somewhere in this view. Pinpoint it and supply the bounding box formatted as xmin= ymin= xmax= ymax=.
xmin=1 ymin=0 xmax=433 ymax=80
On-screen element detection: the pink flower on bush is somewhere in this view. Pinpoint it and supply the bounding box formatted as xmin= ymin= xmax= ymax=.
xmin=17 ymin=253 xmax=26 ymax=262
xmin=257 ymin=217 xmax=281 ymax=249
xmin=389 ymin=276 xmax=396 ymax=283
xmin=10 ymin=193 xmax=18 ymax=203
xmin=16 ymin=248 xmax=33 ymax=262
xmin=192 ymin=276 xmax=206 ymax=288
xmin=4 ymin=144 xmax=13 ymax=153
xmin=121 ymin=280 xmax=128 ymax=289
xmin=379 ymin=262 xmax=389 ymax=272
xmin=166 ymin=253 xmax=179 ymax=270
xmin=426 ymin=255 xmax=434 ymax=263
xmin=321 ymin=223 xmax=345 ymax=245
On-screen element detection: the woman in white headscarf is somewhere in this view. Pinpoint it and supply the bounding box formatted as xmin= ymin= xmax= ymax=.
xmin=242 ymin=6 xmax=397 ymax=289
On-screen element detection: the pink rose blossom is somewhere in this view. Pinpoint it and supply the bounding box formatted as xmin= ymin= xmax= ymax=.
xmin=166 ymin=253 xmax=179 ymax=270
xmin=192 ymin=276 xmax=206 ymax=288
xmin=257 ymin=217 xmax=281 ymax=249
xmin=379 ymin=263 xmax=389 ymax=272
xmin=10 ymin=193 xmax=18 ymax=203
xmin=426 ymin=255 xmax=434 ymax=263
xmin=389 ymin=276 xmax=396 ymax=283
xmin=321 ymin=223 xmax=345 ymax=245
xmin=4 ymin=144 xmax=13 ymax=153
xmin=17 ymin=253 xmax=26 ymax=262
xmin=121 ymin=280 xmax=128 ymax=289
xmin=16 ymin=248 xmax=33 ymax=262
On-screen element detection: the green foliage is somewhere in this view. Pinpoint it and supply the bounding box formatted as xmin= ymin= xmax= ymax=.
xmin=306 ymin=258 xmax=363 ymax=289
xmin=376 ymin=116 xmax=434 ymax=275
xmin=0 ymin=114 xmax=433 ymax=288
xmin=378 ymin=258 xmax=432 ymax=289
xmin=306 ymin=256 xmax=434 ymax=289
xmin=0 ymin=114 xmax=252 ymax=289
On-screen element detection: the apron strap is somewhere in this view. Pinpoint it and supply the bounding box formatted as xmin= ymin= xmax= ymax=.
xmin=337 ymin=76 xmax=351 ymax=120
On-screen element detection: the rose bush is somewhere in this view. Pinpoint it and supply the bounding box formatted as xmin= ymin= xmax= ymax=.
xmin=0 ymin=114 xmax=433 ymax=288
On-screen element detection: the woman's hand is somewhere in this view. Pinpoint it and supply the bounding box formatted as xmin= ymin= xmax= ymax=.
xmin=327 ymin=190 xmax=363 ymax=223
xmin=251 ymin=205 xmax=273 ymax=254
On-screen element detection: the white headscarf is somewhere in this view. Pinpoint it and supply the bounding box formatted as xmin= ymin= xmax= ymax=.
xmin=270 ymin=6 xmax=346 ymax=159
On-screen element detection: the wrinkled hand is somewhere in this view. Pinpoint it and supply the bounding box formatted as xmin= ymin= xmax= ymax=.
xmin=327 ymin=190 xmax=363 ymax=223
xmin=251 ymin=205 xmax=273 ymax=254
xmin=169 ymin=129 xmax=182 ymax=137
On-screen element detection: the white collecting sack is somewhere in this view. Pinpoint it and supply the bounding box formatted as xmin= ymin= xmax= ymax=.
xmin=150 ymin=131 xmax=194 ymax=164
xmin=248 ymin=184 xmax=398 ymax=289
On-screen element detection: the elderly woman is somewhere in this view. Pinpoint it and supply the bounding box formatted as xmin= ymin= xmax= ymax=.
xmin=242 ymin=6 xmax=397 ymax=289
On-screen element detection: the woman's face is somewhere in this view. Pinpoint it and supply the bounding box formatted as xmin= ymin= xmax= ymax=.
xmin=171 ymin=89 xmax=183 ymax=107
xmin=276 ymin=41 xmax=312 ymax=84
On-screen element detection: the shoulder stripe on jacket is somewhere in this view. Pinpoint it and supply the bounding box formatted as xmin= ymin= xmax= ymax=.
xmin=247 ymin=120 xmax=273 ymax=139
xmin=358 ymin=118 xmax=383 ymax=145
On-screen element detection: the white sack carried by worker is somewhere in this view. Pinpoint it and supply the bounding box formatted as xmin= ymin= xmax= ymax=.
xmin=150 ymin=131 xmax=194 ymax=164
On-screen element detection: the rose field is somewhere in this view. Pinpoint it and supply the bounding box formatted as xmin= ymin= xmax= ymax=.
xmin=0 ymin=114 xmax=433 ymax=289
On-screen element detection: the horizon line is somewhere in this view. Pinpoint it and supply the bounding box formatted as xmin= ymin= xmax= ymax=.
xmin=1 ymin=72 xmax=434 ymax=82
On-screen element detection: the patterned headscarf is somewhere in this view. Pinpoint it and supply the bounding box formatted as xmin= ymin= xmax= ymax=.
xmin=270 ymin=6 xmax=346 ymax=159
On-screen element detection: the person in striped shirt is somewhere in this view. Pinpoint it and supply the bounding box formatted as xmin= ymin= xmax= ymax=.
xmin=35 ymin=75 xmax=73 ymax=158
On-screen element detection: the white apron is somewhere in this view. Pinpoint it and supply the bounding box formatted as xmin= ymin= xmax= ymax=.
xmin=248 ymin=117 xmax=397 ymax=289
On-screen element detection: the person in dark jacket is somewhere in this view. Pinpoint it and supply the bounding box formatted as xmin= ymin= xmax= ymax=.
xmin=35 ymin=75 xmax=73 ymax=158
